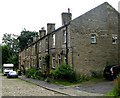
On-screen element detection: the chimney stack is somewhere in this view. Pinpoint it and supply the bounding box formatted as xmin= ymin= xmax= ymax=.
xmin=39 ymin=27 xmax=46 ymax=38
xmin=47 ymin=23 xmax=55 ymax=34
xmin=61 ymin=8 xmax=72 ymax=25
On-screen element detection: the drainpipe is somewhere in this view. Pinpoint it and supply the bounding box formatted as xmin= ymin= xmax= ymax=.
xmin=65 ymin=25 xmax=68 ymax=65
xmin=72 ymin=47 xmax=74 ymax=68
xmin=47 ymin=36 xmax=50 ymax=74
xmin=48 ymin=36 xmax=50 ymax=55
xmin=35 ymin=42 xmax=39 ymax=69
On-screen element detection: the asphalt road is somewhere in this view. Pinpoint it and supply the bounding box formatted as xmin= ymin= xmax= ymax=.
xmin=1 ymin=74 xmax=65 ymax=96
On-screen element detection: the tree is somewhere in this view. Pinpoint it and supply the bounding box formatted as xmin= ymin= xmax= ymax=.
xmin=2 ymin=33 xmax=19 ymax=70
xmin=18 ymin=29 xmax=38 ymax=51
xmin=2 ymin=33 xmax=19 ymax=54
xmin=2 ymin=45 xmax=10 ymax=64
xmin=2 ymin=29 xmax=38 ymax=69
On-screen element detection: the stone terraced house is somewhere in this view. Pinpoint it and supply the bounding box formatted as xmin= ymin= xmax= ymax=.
xmin=19 ymin=2 xmax=120 ymax=76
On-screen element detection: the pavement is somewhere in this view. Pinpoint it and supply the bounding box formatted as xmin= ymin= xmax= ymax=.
xmin=18 ymin=75 xmax=106 ymax=96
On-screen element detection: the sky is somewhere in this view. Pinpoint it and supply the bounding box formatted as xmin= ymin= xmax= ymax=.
xmin=0 ymin=0 xmax=120 ymax=44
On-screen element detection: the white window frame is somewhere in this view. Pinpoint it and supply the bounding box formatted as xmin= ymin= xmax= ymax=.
xmin=52 ymin=56 xmax=55 ymax=69
xmin=63 ymin=30 xmax=66 ymax=43
xmin=91 ymin=34 xmax=97 ymax=44
xmin=112 ymin=35 xmax=117 ymax=44
xmin=39 ymin=57 xmax=42 ymax=68
xmin=45 ymin=38 xmax=48 ymax=51
xmin=39 ymin=42 xmax=41 ymax=52
xmin=58 ymin=55 xmax=61 ymax=65
xmin=64 ymin=56 xmax=67 ymax=64
xmin=52 ymin=34 xmax=55 ymax=48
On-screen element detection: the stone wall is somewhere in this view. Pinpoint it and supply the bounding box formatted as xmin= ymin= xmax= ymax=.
xmin=18 ymin=2 xmax=120 ymax=77
xmin=68 ymin=2 xmax=119 ymax=76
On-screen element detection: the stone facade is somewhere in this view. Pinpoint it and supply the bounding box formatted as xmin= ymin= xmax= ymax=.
xmin=19 ymin=2 xmax=120 ymax=76
xmin=68 ymin=2 xmax=120 ymax=75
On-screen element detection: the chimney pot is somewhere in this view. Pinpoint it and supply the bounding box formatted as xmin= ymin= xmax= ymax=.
xmin=68 ymin=8 xmax=70 ymax=13
xmin=41 ymin=27 xmax=45 ymax=30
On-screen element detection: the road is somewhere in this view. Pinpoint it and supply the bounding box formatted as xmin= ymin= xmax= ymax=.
xmin=1 ymin=74 xmax=65 ymax=96
xmin=1 ymin=73 xmax=114 ymax=96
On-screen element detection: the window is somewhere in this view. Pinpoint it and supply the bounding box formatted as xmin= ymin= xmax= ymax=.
xmin=91 ymin=34 xmax=97 ymax=44
xmin=112 ymin=35 xmax=117 ymax=44
xmin=63 ymin=30 xmax=66 ymax=43
xmin=64 ymin=56 xmax=67 ymax=64
xmin=32 ymin=45 xmax=35 ymax=56
xmin=52 ymin=56 xmax=55 ymax=69
xmin=58 ymin=55 xmax=61 ymax=65
xmin=39 ymin=42 xmax=41 ymax=52
xmin=45 ymin=38 xmax=48 ymax=51
xmin=52 ymin=34 xmax=55 ymax=48
xmin=39 ymin=57 xmax=42 ymax=68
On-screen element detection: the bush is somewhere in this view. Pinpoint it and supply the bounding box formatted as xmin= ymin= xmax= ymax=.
xmin=113 ymin=73 xmax=120 ymax=96
xmin=25 ymin=68 xmax=36 ymax=78
xmin=25 ymin=68 xmax=41 ymax=79
xmin=33 ymin=70 xmax=42 ymax=80
xmin=51 ymin=64 xmax=77 ymax=82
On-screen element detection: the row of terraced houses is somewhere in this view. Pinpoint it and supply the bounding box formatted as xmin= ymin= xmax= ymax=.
xmin=19 ymin=2 xmax=120 ymax=77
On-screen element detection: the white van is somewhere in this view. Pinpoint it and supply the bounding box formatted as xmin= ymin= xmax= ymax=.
xmin=3 ymin=64 xmax=14 ymax=75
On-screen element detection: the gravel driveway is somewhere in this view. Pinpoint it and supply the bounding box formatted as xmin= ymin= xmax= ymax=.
xmin=2 ymin=75 xmax=64 ymax=96
xmin=74 ymin=80 xmax=114 ymax=94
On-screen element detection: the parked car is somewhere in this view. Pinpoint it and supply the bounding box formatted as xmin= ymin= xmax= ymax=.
xmin=103 ymin=65 xmax=120 ymax=80
xmin=7 ymin=71 xmax=18 ymax=78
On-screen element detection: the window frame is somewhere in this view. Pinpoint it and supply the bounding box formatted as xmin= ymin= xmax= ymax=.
xmin=91 ymin=34 xmax=97 ymax=44
xmin=52 ymin=56 xmax=55 ymax=69
xmin=64 ymin=56 xmax=67 ymax=64
xmin=45 ymin=37 xmax=48 ymax=51
xmin=63 ymin=30 xmax=67 ymax=44
xmin=58 ymin=54 xmax=61 ymax=65
xmin=39 ymin=57 xmax=42 ymax=68
xmin=112 ymin=34 xmax=117 ymax=44
xmin=52 ymin=34 xmax=55 ymax=48
xmin=39 ymin=41 xmax=41 ymax=53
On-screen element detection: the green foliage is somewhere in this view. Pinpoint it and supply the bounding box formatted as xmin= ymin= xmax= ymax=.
xmin=2 ymin=33 xmax=19 ymax=54
xmin=113 ymin=87 xmax=120 ymax=96
xmin=51 ymin=64 xmax=77 ymax=82
xmin=2 ymin=33 xmax=19 ymax=69
xmin=25 ymin=68 xmax=41 ymax=80
xmin=25 ymin=68 xmax=35 ymax=78
xmin=2 ymin=45 xmax=10 ymax=64
xmin=106 ymin=74 xmax=120 ymax=97
xmin=117 ymin=73 xmax=120 ymax=78
xmin=45 ymin=77 xmax=79 ymax=86
xmin=18 ymin=29 xmax=38 ymax=51
xmin=114 ymin=74 xmax=120 ymax=96
xmin=34 ymin=70 xmax=42 ymax=80
xmin=44 ymin=54 xmax=50 ymax=76
xmin=45 ymin=54 xmax=50 ymax=67
xmin=77 ymin=74 xmax=91 ymax=82
xmin=106 ymin=86 xmax=120 ymax=97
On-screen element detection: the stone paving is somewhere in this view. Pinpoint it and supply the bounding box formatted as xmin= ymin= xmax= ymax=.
xmin=2 ymin=75 xmax=65 ymax=96
xmin=19 ymin=76 xmax=114 ymax=96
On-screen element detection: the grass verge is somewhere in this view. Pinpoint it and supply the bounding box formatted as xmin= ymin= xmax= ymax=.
xmin=45 ymin=77 xmax=105 ymax=86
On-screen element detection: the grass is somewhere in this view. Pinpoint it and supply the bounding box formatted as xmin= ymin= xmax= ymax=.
xmin=45 ymin=78 xmax=78 ymax=86
xmin=45 ymin=77 xmax=105 ymax=86
xmin=106 ymin=90 xmax=116 ymax=96
xmin=105 ymin=88 xmax=120 ymax=97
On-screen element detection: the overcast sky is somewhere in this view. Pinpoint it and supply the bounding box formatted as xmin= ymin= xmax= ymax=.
xmin=0 ymin=0 xmax=119 ymax=44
